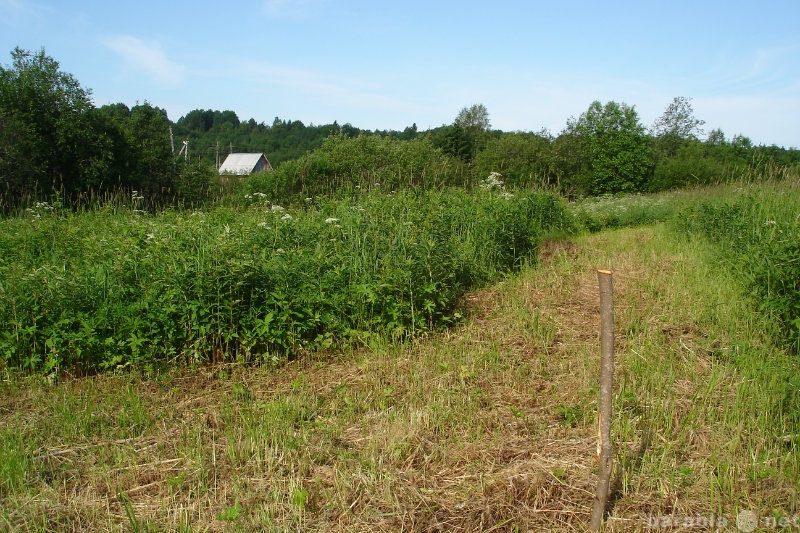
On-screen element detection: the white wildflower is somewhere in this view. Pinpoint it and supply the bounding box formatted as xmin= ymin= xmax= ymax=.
xmin=764 ymin=220 xmax=777 ymax=226
xmin=325 ymin=217 xmax=339 ymax=224
xmin=480 ymin=172 xmax=505 ymax=191
xmin=281 ymin=213 xmax=293 ymax=221
xmin=271 ymin=205 xmax=285 ymax=212
xmin=257 ymin=222 xmax=271 ymax=229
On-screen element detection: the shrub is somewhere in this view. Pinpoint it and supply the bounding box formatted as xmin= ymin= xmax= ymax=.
xmin=240 ymin=132 xmax=467 ymax=203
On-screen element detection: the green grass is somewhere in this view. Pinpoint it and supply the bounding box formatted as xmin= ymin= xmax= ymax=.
xmin=672 ymin=178 xmax=800 ymax=353
xmin=1 ymin=178 xmax=799 ymax=530
xmin=1 ymin=218 xmax=797 ymax=531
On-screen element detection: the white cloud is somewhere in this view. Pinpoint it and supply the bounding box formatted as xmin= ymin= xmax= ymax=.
xmin=222 ymin=59 xmax=410 ymax=112
xmin=102 ymin=35 xmax=186 ymax=86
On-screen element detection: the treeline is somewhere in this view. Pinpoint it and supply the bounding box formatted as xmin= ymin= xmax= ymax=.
xmin=237 ymin=100 xmax=800 ymax=203
xmin=0 ymin=48 xmax=216 ymax=210
xmin=2 ymin=47 xmax=799 ymax=212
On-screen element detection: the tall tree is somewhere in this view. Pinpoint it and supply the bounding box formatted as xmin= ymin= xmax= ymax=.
xmin=0 ymin=47 xmax=110 ymax=201
xmin=652 ymin=96 xmax=705 ymax=140
xmin=574 ymin=100 xmax=651 ymax=194
xmin=449 ymin=103 xmax=492 ymax=162
xmin=651 ymin=96 xmax=706 ymax=159
xmin=125 ymin=103 xmax=177 ymax=196
xmin=454 ymin=103 xmax=491 ymax=132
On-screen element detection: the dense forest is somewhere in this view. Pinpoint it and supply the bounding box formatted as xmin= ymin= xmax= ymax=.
xmin=2 ymin=47 xmax=799 ymax=211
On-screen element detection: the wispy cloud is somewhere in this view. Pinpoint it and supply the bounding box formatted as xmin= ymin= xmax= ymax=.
xmin=262 ymin=0 xmax=326 ymax=19
xmin=102 ymin=35 xmax=186 ymax=86
xmin=696 ymin=45 xmax=800 ymax=96
xmin=0 ymin=0 xmax=50 ymax=25
xmin=228 ymin=59 xmax=402 ymax=109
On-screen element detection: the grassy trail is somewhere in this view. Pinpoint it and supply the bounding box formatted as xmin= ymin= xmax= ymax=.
xmin=1 ymin=224 xmax=798 ymax=532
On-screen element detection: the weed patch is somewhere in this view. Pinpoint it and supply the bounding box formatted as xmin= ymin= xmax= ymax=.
xmin=0 ymin=188 xmax=574 ymax=373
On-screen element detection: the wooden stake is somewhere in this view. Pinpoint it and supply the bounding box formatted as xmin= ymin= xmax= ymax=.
xmin=590 ymin=269 xmax=614 ymax=531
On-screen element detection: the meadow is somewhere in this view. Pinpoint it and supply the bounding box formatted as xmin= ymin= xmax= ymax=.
xmin=1 ymin=168 xmax=799 ymax=531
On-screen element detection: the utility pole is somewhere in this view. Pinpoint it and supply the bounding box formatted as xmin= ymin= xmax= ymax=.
xmin=177 ymin=140 xmax=188 ymax=161
xmin=169 ymin=126 xmax=175 ymax=154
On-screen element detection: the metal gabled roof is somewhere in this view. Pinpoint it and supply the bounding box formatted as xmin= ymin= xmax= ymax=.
xmin=218 ymin=153 xmax=268 ymax=175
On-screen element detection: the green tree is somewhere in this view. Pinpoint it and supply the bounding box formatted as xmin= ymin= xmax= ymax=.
xmin=472 ymin=131 xmax=554 ymax=188
xmin=706 ymin=128 xmax=726 ymax=147
xmin=652 ymin=96 xmax=705 ymax=141
xmin=447 ymin=103 xmax=491 ymax=162
xmin=125 ymin=103 xmax=177 ymax=196
xmin=574 ymin=100 xmax=651 ymax=194
xmin=455 ymin=103 xmax=491 ymax=132
xmin=649 ymin=97 xmax=708 ymax=190
xmin=430 ymin=124 xmax=473 ymax=162
xmin=0 ymin=47 xmax=111 ymax=203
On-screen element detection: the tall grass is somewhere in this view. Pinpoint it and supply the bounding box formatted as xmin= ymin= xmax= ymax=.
xmin=570 ymin=191 xmax=692 ymax=232
xmin=0 ymin=187 xmax=575 ymax=374
xmin=672 ymin=176 xmax=800 ymax=353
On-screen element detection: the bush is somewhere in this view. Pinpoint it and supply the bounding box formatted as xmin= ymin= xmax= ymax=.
xmin=240 ymin=132 xmax=467 ymax=203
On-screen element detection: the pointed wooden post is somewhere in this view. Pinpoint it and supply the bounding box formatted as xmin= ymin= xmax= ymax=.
xmin=590 ymin=269 xmax=614 ymax=531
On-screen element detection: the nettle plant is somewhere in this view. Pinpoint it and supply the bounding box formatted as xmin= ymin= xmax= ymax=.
xmin=0 ymin=187 xmax=573 ymax=373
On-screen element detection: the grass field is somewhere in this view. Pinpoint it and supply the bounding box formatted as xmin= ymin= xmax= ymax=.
xmin=2 ymin=218 xmax=797 ymax=531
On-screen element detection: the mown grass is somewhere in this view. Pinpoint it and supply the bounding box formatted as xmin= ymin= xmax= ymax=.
xmin=1 ymin=220 xmax=797 ymax=531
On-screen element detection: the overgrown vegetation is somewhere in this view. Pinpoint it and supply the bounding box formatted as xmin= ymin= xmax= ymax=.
xmin=0 ymin=184 xmax=573 ymax=374
xmin=672 ymin=171 xmax=800 ymax=353
xmin=238 ymin=132 xmax=468 ymax=202
xmin=1 ymin=224 xmax=797 ymax=531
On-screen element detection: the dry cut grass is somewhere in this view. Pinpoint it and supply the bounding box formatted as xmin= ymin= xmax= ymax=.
xmin=1 ymin=225 xmax=797 ymax=531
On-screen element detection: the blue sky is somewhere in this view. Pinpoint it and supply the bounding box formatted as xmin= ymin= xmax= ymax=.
xmin=2 ymin=0 xmax=799 ymax=147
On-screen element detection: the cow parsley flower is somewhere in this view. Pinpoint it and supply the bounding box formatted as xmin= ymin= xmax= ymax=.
xmin=480 ymin=172 xmax=505 ymax=191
